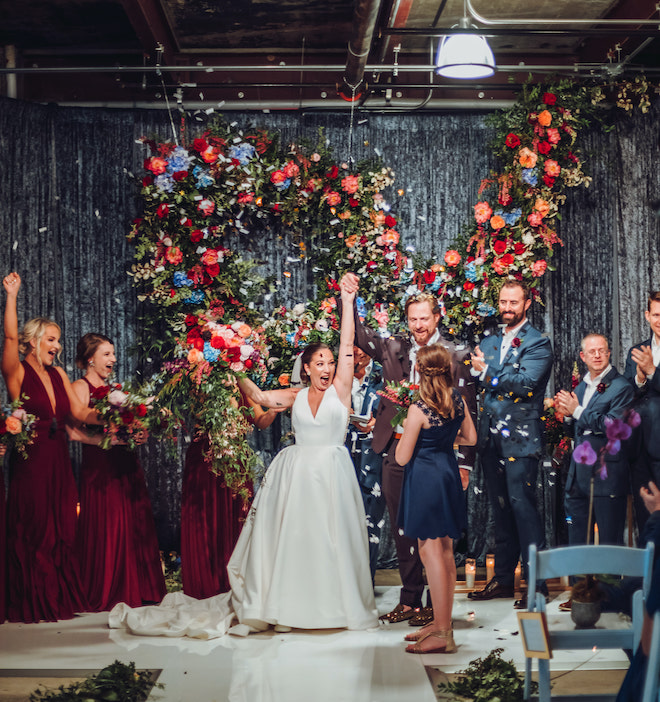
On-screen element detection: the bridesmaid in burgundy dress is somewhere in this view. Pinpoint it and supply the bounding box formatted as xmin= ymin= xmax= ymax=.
xmin=0 ymin=444 xmax=7 ymax=623
xmin=181 ymin=395 xmax=282 ymax=599
xmin=2 ymin=272 xmax=99 ymax=622
xmin=69 ymin=333 xmax=166 ymax=611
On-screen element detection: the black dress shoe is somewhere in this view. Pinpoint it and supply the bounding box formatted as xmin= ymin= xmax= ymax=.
xmin=514 ymin=592 xmax=550 ymax=610
xmin=467 ymin=579 xmax=514 ymax=601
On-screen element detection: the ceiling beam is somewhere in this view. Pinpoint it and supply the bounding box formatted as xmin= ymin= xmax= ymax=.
xmin=118 ymin=0 xmax=178 ymax=62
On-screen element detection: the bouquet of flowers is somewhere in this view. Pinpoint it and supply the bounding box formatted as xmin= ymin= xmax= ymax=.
xmin=377 ymin=379 xmax=420 ymax=428
xmin=542 ymin=397 xmax=573 ymax=462
xmin=0 ymin=395 xmax=37 ymax=458
xmin=89 ymin=383 xmax=153 ymax=450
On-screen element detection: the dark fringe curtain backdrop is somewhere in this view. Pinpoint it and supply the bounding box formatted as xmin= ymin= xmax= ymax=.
xmin=0 ymin=96 xmax=658 ymax=564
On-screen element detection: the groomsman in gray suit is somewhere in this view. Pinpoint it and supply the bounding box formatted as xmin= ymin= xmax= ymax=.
xmin=468 ymin=279 xmax=552 ymax=609
xmin=624 ymin=290 xmax=660 ymax=532
xmin=555 ymin=333 xmax=634 ymax=546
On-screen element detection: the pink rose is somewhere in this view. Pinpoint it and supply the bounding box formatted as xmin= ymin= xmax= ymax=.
xmin=326 ymin=191 xmax=341 ymax=206
xmin=198 ymin=199 xmax=215 ymax=216
xmin=474 ymin=201 xmax=493 ymax=224
xmin=532 ymin=260 xmax=548 ymax=277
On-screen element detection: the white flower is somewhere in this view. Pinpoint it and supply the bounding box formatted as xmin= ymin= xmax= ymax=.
xmin=292 ymin=303 xmax=306 ymax=317
xmin=108 ymin=390 xmax=128 ymax=407
xmin=315 ymin=319 xmax=329 ymax=332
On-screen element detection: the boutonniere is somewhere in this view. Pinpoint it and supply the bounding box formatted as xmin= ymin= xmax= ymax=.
xmin=596 ymin=382 xmax=608 ymax=394
xmin=511 ymin=337 xmax=521 ymax=348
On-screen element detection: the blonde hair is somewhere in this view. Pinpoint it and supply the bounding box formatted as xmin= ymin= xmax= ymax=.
xmin=19 ymin=317 xmax=61 ymax=366
xmin=416 ymin=344 xmax=455 ymax=419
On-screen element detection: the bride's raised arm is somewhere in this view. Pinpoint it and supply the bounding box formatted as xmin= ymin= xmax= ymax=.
xmin=237 ymin=375 xmax=299 ymax=409
xmin=333 ymin=286 xmax=355 ymax=407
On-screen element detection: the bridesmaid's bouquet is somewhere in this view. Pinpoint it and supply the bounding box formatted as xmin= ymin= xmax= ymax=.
xmin=377 ymin=380 xmax=420 ymax=428
xmin=89 ymin=383 xmax=153 ymax=450
xmin=0 ymin=395 xmax=37 ymax=458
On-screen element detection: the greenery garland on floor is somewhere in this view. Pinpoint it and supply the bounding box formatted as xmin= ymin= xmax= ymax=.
xmin=128 ymin=77 xmax=657 ymax=495
xmin=28 ymin=661 xmax=161 ymax=702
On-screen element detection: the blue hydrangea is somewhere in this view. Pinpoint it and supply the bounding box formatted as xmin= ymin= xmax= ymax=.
xmin=167 ymin=146 xmax=192 ymax=174
xmin=505 ymin=208 xmax=522 ymax=226
xmin=522 ymin=168 xmax=538 ymax=186
xmin=203 ymin=342 xmax=221 ymax=363
xmin=429 ymin=278 xmax=442 ymax=292
xmin=154 ymin=174 xmax=174 ymax=193
xmin=173 ymin=271 xmax=193 ymax=287
xmin=477 ymin=301 xmax=497 ymax=317
xmin=356 ymin=296 xmax=367 ymax=321
xmin=228 ymin=143 xmax=256 ymax=165
xmin=465 ymin=261 xmax=478 ymax=282
xmin=184 ymin=290 xmax=205 ymax=304
xmin=285 ymin=332 xmax=296 ymax=345
xmin=274 ymin=177 xmax=291 ymax=191
xmin=193 ymin=165 xmax=214 ymax=189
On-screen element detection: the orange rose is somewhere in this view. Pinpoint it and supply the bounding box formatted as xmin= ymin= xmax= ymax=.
xmin=345 ymin=235 xmax=357 ymax=248
xmin=278 ymin=373 xmax=291 ymax=386
xmin=444 ymin=250 xmax=461 ymax=267
xmin=5 ymin=416 xmax=22 ymax=434
xmin=544 ymin=160 xmax=561 ymax=177
xmin=166 ymin=246 xmax=183 ymax=265
xmin=537 ymin=110 xmax=552 ymax=127
xmin=382 ymin=229 xmax=400 ymax=246
xmin=534 ymin=198 xmax=550 ymax=217
xmin=187 ymin=348 xmax=204 ymax=365
xmin=370 ymin=211 xmax=386 ymax=227
xmin=201 ymin=249 xmax=218 ymax=265
xmin=474 ymin=201 xmax=493 ymax=224
xmin=235 ymin=323 xmax=252 ymax=338
xmin=518 ymin=147 xmax=538 ymax=169
xmin=489 ymin=215 xmax=506 ymax=230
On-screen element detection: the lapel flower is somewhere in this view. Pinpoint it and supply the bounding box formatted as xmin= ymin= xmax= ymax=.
xmin=596 ymin=382 xmax=607 ymax=394
xmin=511 ymin=337 xmax=521 ymax=348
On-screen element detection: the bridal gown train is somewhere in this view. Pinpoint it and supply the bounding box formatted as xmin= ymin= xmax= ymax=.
xmin=109 ymin=385 xmax=378 ymax=638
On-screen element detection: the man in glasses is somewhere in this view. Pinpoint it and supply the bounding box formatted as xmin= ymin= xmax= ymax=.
xmin=556 ymin=333 xmax=634 ymax=547
xmin=339 ymin=272 xmax=476 ymax=625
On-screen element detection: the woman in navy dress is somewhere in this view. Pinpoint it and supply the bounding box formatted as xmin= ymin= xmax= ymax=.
xmin=2 ymin=272 xmax=100 ymax=622
xmin=69 ymin=333 xmax=166 ymax=611
xmin=396 ymin=343 xmax=476 ymax=654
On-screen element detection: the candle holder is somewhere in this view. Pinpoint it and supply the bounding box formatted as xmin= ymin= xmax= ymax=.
xmin=465 ymin=558 xmax=476 ymax=589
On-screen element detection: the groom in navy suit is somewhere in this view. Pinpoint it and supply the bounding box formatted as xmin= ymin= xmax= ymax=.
xmin=468 ymin=280 xmax=552 ymax=608
xmin=555 ymin=333 xmax=634 ymax=546
xmin=624 ymin=291 xmax=660 ymax=533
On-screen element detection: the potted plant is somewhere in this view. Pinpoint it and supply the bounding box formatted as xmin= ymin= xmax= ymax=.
xmin=570 ymin=574 xmax=603 ymax=628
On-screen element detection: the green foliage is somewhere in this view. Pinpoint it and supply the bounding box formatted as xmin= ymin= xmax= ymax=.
xmin=438 ymin=648 xmax=537 ymax=702
xmin=29 ymin=661 xmax=161 ymax=702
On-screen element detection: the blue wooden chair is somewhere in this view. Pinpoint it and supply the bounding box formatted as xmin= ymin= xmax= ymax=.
xmin=641 ymin=609 xmax=660 ymax=702
xmin=523 ymin=542 xmax=655 ymax=702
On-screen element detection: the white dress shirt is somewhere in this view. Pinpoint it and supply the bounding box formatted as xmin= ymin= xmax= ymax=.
xmin=572 ymin=364 xmax=612 ymax=421
xmin=635 ymin=335 xmax=660 ymax=387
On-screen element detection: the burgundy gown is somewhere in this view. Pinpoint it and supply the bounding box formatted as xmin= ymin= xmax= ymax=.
xmin=77 ymin=378 xmax=166 ymax=611
xmin=181 ymin=438 xmax=251 ymax=599
xmin=0 ymin=469 xmax=5 ymax=623
xmin=6 ymin=361 xmax=87 ymax=622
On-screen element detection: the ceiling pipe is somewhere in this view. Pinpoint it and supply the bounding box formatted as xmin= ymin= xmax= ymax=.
xmin=338 ymin=0 xmax=384 ymax=101
xmin=466 ymin=0 xmax=660 ymax=26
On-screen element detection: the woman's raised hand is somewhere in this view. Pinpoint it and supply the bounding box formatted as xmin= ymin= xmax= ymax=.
xmin=3 ymin=272 xmax=21 ymax=295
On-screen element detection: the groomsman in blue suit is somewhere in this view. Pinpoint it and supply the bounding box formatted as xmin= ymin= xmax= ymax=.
xmin=624 ymin=291 xmax=660 ymax=533
xmin=468 ymin=279 xmax=552 ymax=609
xmin=555 ymin=333 xmax=634 ymax=546
xmin=347 ymin=346 xmax=385 ymax=584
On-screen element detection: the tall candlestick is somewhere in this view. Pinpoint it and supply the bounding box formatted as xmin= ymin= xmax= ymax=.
xmin=465 ymin=558 xmax=476 ymax=589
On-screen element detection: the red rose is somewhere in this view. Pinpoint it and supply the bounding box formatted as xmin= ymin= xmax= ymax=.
xmin=597 ymin=382 xmax=607 ymax=394
xmin=205 ymin=263 xmax=220 ymax=277
xmin=542 ymin=175 xmax=556 ymax=188
xmin=538 ymin=141 xmax=552 ymax=155
xmin=423 ymin=270 xmax=436 ymax=284
xmin=185 ymin=314 xmax=197 ymax=327
xmin=91 ymin=385 xmax=111 ymax=400
xmin=190 ymin=229 xmax=203 ymax=243
xmin=327 ymin=165 xmax=339 ymax=179
xmin=193 ymin=138 xmax=208 ymax=152
xmin=142 ymin=175 xmax=153 ymax=188
xmin=366 ymin=261 xmax=377 ymax=271
xmin=210 ymin=336 xmax=225 ymax=349
xmin=514 ymin=242 xmax=526 ymax=255
xmin=349 ymin=197 xmax=360 ymax=208
xmin=172 ymin=170 xmax=188 ymax=181
xmin=135 ymin=404 xmax=148 ymax=418
xmin=244 ymin=359 xmax=253 ymax=369
xmin=156 ymin=203 xmax=170 ymax=218
xmin=505 ymin=133 xmax=521 ymax=148
xmin=120 ymin=410 xmax=134 ymax=426
xmin=511 ymin=337 xmax=521 ymax=348
xmin=385 ymin=215 xmax=397 ymax=228
xmin=464 ymin=281 xmax=475 ymax=291
xmin=493 ymin=239 xmax=507 ymax=255
xmin=542 ymin=92 xmax=557 ymax=105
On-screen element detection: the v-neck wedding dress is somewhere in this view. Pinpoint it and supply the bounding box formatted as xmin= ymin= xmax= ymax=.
xmin=228 ymin=385 xmax=378 ymax=631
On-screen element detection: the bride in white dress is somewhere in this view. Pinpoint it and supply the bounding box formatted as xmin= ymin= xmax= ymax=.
xmin=109 ymin=286 xmax=378 ymax=638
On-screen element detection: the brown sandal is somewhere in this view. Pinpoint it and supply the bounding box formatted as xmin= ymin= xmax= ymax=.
xmin=379 ymin=604 xmax=416 ymax=623
xmin=408 ymin=606 xmax=434 ymax=627
xmin=405 ymin=628 xmax=456 ymax=654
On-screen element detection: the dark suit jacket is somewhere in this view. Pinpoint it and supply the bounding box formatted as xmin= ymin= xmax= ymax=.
xmin=338 ymin=299 xmax=476 ymax=455
xmin=565 ymin=366 xmax=634 ymax=497
xmin=624 ymin=339 xmax=660 ymax=463
xmin=476 ymin=321 xmax=553 ymax=459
